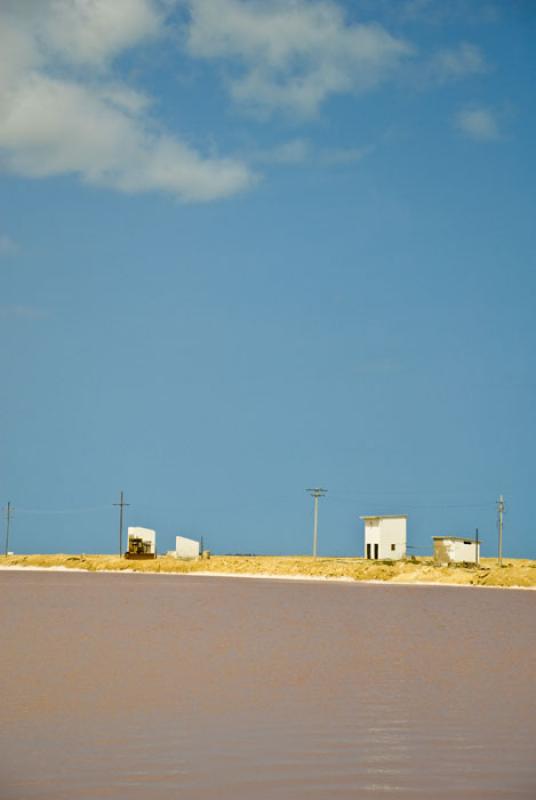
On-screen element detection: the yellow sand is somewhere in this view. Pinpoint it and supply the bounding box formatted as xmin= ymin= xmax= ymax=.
xmin=1 ymin=554 xmax=535 ymax=588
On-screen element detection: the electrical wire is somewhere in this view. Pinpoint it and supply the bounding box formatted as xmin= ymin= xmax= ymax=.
xmin=15 ymin=506 xmax=112 ymax=515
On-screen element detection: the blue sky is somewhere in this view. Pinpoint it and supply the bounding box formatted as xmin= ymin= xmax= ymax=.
xmin=1 ymin=0 xmax=535 ymax=558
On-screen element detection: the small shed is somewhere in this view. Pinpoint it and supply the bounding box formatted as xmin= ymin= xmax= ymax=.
xmin=433 ymin=536 xmax=480 ymax=565
xmin=126 ymin=527 xmax=156 ymax=559
xmin=361 ymin=515 xmax=407 ymax=560
xmin=175 ymin=536 xmax=200 ymax=560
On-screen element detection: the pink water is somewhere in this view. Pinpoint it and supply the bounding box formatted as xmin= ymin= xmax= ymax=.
xmin=0 ymin=571 xmax=534 ymax=799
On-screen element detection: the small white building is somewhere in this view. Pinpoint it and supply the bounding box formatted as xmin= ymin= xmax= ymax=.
xmin=433 ymin=536 xmax=480 ymax=565
xmin=175 ymin=536 xmax=200 ymax=560
xmin=361 ymin=515 xmax=407 ymax=561
xmin=127 ymin=527 xmax=156 ymax=557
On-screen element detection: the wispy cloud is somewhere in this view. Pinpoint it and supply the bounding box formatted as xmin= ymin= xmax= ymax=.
xmin=0 ymin=1 xmax=255 ymax=202
xmin=0 ymin=304 xmax=48 ymax=320
xmin=455 ymin=107 xmax=501 ymax=141
xmin=430 ymin=42 xmax=488 ymax=82
xmin=358 ymin=0 xmax=500 ymax=27
xmin=185 ymin=0 xmax=414 ymax=116
xmin=183 ymin=2 xmax=492 ymax=115
xmin=0 ymin=234 xmax=18 ymax=257
xmin=353 ymin=357 xmax=405 ymax=376
xmin=250 ymin=139 xmax=372 ymax=167
xmin=318 ymin=146 xmax=373 ymax=166
xmin=403 ymin=41 xmax=489 ymax=89
xmin=254 ymin=139 xmax=313 ymax=165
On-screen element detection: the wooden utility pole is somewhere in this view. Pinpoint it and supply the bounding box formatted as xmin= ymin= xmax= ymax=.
xmin=113 ymin=491 xmax=129 ymax=557
xmin=4 ymin=501 xmax=12 ymax=556
xmin=497 ymin=495 xmax=504 ymax=567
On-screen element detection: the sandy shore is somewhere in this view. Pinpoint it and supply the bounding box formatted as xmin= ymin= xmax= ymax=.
xmin=1 ymin=563 xmax=535 ymax=590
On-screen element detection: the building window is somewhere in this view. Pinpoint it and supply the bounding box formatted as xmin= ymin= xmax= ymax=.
xmin=463 ymin=541 xmax=471 ymax=545
xmin=391 ymin=544 xmax=396 ymax=551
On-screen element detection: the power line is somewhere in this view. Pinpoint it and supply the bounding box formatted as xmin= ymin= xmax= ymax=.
xmin=401 ymin=502 xmax=495 ymax=510
xmin=329 ymin=494 xmax=495 ymax=510
xmin=304 ymin=491 xmax=497 ymax=512
xmin=329 ymin=489 xmax=498 ymax=497
xmin=16 ymin=506 xmax=110 ymax=515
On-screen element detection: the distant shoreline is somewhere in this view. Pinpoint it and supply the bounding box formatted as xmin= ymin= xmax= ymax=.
xmin=1 ymin=560 xmax=535 ymax=591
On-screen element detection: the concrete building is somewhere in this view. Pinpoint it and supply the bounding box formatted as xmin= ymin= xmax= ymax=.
xmin=361 ymin=515 xmax=407 ymax=560
xmin=126 ymin=527 xmax=156 ymax=558
xmin=433 ymin=536 xmax=480 ymax=565
xmin=175 ymin=536 xmax=200 ymax=560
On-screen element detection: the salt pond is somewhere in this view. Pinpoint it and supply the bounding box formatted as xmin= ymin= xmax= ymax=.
xmin=1 ymin=571 xmax=534 ymax=799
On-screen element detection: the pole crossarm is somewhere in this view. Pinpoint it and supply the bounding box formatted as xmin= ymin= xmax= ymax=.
xmin=307 ymin=488 xmax=327 ymax=497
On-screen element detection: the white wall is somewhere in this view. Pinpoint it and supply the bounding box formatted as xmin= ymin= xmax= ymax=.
xmin=434 ymin=539 xmax=480 ymax=564
xmin=364 ymin=517 xmax=407 ymax=560
xmin=175 ymin=536 xmax=200 ymax=559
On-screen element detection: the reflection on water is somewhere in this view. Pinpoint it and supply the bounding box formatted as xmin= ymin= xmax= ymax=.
xmin=1 ymin=572 xmax=535 ymax=799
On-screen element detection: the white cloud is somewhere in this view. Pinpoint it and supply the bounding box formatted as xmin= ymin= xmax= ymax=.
xmin=0 ymin=72 xmax=253 ymax=200
xmin=41 ymin=0 xmax=163 ymax=67
xmin=0 ymin=234 xmax=18 ymax=257
xmin=0 ymin=0 xmax=498 ymax=198
xmin=185 ymin=0 xmax=413 ymax=116
xmin=0 ymin=1 xmax=255 ymax=201
xmin=455 ymin=107 xmax=500 ymax=141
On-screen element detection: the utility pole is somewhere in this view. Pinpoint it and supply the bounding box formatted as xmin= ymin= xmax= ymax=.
xmin=497 ymin=495 xmax=504 ymax=567
xmin=113 ymin=491 xmax=129 ymax=557
xmin=475 ymin=527 xmax=480 ymax=566
xmin=4 ymin=501 xmax=12 ymax=556
xmin=307 ymin=488 xmax=327 ymax=558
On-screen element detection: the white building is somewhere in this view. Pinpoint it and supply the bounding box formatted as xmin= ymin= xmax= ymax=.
xmin=361 ymin=515 xmax=407 ymax=561
xmin=433 ymin=536 xmax=480 ymax=565
xmin=127 ymin=527 xmax=156 ymax=557
xmin=175 ymin=536 xmax=200 ymax=560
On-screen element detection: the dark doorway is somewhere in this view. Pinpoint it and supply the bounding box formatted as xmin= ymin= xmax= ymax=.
xmin=366 ymin=543 xmax=371 ymax=559
xmin=374 ymin=544 xmax=379 ymax=559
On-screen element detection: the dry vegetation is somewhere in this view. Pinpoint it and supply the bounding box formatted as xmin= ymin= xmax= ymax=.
xmin=1 ymin=554 xmax=535 ymax=588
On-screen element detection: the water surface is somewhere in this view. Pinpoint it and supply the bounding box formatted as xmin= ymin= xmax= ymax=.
xmin=1 ymin=571 xmax=534 ymax=798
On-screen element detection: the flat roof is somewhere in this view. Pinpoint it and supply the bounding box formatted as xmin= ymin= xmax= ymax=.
xmin=360 ymin=515 xmax=408 ymax=520
xmin=433 ymin=536 xmax=481 ymax=544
